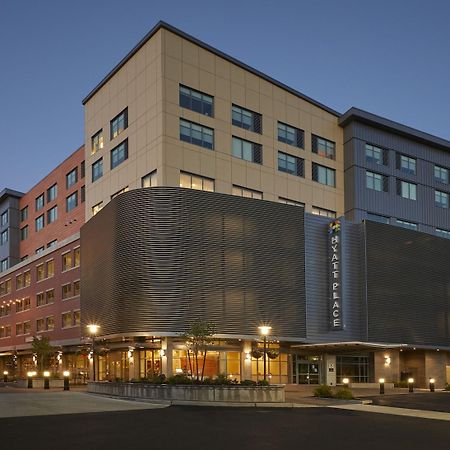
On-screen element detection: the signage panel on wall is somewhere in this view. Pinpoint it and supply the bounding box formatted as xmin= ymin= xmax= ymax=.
xmin=328 ymin=220 xmax=343 ymax=330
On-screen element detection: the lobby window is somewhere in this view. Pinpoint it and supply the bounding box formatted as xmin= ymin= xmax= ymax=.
xmin=180 ymin=119 xmax=214 ymax=150
xmin=62 ymin=252 xmax=72 ymax=272
xmin=312 ymin=163 xmax=336 ymax=187
xmin=46 ymin=259 xmax=54 ymax=278
xmin=91 ymin=129 xmax=104 ymax=155
xmin=0 ymin=259 xmax=8 ymax=272
xmin=434 ymin=165 xmax=448 ymax=184
xmin=47 ymin=184 xmax=57 ymax=202
xmin=35 ymin=214 xmax=44 ymax=232
xmin=36 ymin=318 xmax=45 ymax=333
xmin=397 ymin=154 xmax=416 ymax=175
xmin=179 ymin=172 xmax=214 ymax=192
xmin=367 ymin=213 xmax=389 ymax=224
xmin=396 ymin=219 xmax=417 ymax=231
xmin=0 ymin=211 xmax=8 ymax=227
xmin=47 ymin=206 xmax=58 ymax=224
xmin=397 ymin=180 xmax=417 ymax=200
xmin=74 ymin=247 xmax=80 ymax=267
xmin=111 ymin=187 xmax=129 ymax=200
xmin=62 ymin=312 xmax=72 ymax=329
xmin=74 ymin=310 xmax=81 ymax=326
xmin=92 ymin=202 xmax=103 ymax=216
xmin=232 ymin=105 xmax=262 ymax=133
xmin=35 ymin=194 xmax=44 ymax=211
xmin=142 ymin=170 xmax=157 ymax=188
xmin=66 ymin=168 xmax=78 ymax=189
xmin=312 ymin=135 xmax=335 ymax=160
xmin=232 ymin=136 xmax=262 ymax=164
xmin=66 ymin=192 xmax=78 ymax=212
xmin=232 ymin=185 xmax=263 ymax=199
xmin=20 ymin=225 xmax=28 ymax=241
xmin=366 ymin=171 xmax=388 ymax=192
xmin=278 ymin=152 xmax=304 ymax=177
xmin=279 ymin=197 xmax=304 ymax=207
xmin=436 ymin=228 xmax=450 ymax=239
xmin=278 ymin=122 xmax=304 ymax=148
xmin=62 ymin=283 xmax=72 ymax=300
xmin=20 ymin=206 xmax=28 ymax=222
xmin=435 ymin=190 xmax=448 ymax=208
xmin=312 ymin=206 xmax=336 ymax=218
xmin=74 ymin=280 xmax=80 ymax=296
xmin=92 ymin=158 xmax=103 ymax=182
xmin=365 ymin=144 xmax=387 ymax=165
xmin=111 ymin=139 xmax=128 ymax=169
xmin=179 ymin=85 xmax=213 ymax=116
xmin=36 ymin=264 xmax=45 ymax=282
xmin=110 ymin=108 xmax=128 ymax=139
xmin=0 ymin=230 xmax=8 ymax=245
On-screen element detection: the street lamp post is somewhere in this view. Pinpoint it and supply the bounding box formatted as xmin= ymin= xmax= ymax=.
xmin=258 ymin=326 xmax=272 ymax=382
xmin=87 ymin=324 xmax=100 ymax=382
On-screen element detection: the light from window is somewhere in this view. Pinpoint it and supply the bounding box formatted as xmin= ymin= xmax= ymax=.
xmin=232 ymin=136 xmax=262 ymax=164
xmin=180 ymin=119 xmax=214 ymax=149
xmin=62 ymin=252 xmax=72 ymax=272
xmin=179 ymin=85 xmax=213 ymax=116
xmin=279 ymin=197 xmax=304 ymax=207
xmin=232 ymin=105 xmax=261 ymax=133
xmin=92 ymin=202 xmax=103 ymax=216
xmin=110 ymin=108 xmax=128 ymax=139
xmin=74 ymin=247 xmax=80 ymax=267
xmin=179 ymin=172 xmax=214 ymax=192
xmin=312 ymin=135 xmax=335 ymax=159
xmin=278 ymin=152 xmax=304 ymax=177
xmin=278 ymin=122 xmax=304 ymax=148
xmin=312 ymin=163 xmax=336 ymax=187
xmin=91 ymin=129 xmax=104 ymax=154
xmin=36 ymin=264 xmax=45 ymax=281
xmin=312 ymin=206 xmax=336 ymax=218
xmin=62 ymin=312 xmax=72 ymax=329
xmin=111 ymin=140 xmax=128 ymax=169
xmin=111 ymin=187 xmax=129 ymax=200
xmin=232 ymin=185 xmax=262 ymax=199
xmin=142 ymin=171 xmax=157 ymax=188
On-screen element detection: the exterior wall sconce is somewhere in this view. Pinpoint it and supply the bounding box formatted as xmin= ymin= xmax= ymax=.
xmin=384 ymin=356 xmax=391 ymax=366
xmin=160 ymin=349 xmax=166 ymax=357
xmin=245 ymin=352 xmax=251 ymax=361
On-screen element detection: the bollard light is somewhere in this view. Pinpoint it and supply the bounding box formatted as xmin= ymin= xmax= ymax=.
xmin=27 ymin=371 xmax=34 ymax=389
xmin=342 ymin=378 xmax=350 ymax=388
xmin=3 ymin=370 xmax=8 ymax=383
xmin=408 ymin=377 xmax=414 ymax=393
xmin=43 ymin=371 xmax=50 ymax=390
xmin=429 ymin=378 xmax=435 ymax=393
xmin=63 ymin=371 xmax=70 ymax=391
xmin=379 ymin=378 xmax=385 ymax=395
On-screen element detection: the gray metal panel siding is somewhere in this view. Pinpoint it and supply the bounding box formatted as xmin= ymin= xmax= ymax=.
xmin=0 ymin=196 xmax=21 ymax=270
xmin=365 ymin=221 xmax=450 ymax=346
xmin=81 ymin=187 xmax=306 ymax=339
xmin=305 ymin=215 xmax=366 ymax=342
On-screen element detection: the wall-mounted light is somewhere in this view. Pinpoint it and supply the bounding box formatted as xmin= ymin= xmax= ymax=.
xmin=160 ymin=349 xmax=166 ymax=357
xmin=245 ymin=352 xmax=251 ymax=361
xmin=384 ymin=356 xmax=391 ymax=366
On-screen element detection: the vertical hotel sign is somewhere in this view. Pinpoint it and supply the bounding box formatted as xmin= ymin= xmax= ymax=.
xmin=328 ymin=220 xmax=342 ymax=330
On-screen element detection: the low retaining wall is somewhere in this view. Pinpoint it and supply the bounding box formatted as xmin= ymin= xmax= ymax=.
xmin=88 ymin=382 xmax=285 ymax=403
xmin=16 ymin=378 xmax=64 ymax=388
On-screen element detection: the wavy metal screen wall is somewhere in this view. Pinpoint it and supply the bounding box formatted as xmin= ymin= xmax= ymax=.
xmin=81 ymin=188 xmax=306 ymax=339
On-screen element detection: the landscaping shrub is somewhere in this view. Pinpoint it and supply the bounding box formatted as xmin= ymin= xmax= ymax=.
xmin=146 ymin=374 xmax=166 ymax=384
xmin=334 ymin=388 xmax=354 ymax=400
xmin=167 ymin=374 xmax=193 ymax=385
xmin=313 ymin=384 xmax=333 ymax=398
xmin=394 ymin=381 xmax=408 ymax=388
xmin=240 ymin=379 xmax=257 ymax=386
xmin=257 ymin=380 xmax=269 ymax=386
xmin=444 ymin=384 xmax=450 ymax=391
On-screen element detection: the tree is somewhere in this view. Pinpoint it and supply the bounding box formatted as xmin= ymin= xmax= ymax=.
xmin=181 ymin=321 xmax=215 ymax=381
xmin=31 ymin=336 xmax=54 ymax=373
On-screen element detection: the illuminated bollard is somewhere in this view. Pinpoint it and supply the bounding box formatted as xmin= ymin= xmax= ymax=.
xmin=429 ymin=378 xmax=435 ymax=393
xmin=408 ymin=378 xmax=414 ymax=393
xmin=63 ymin=371 xmax=70 ymax=391
xmin=44 ymin=371 xmax=50 ymax=390
xmin=3 ymin=370 xmax=8 ymax=383
xmin=342 ymin=378 xmax=349 ymax=389
xmin=27 ymin=371 xmax=34 ymax=389
xmin=379 ymin=378 xmax=385 ymax=395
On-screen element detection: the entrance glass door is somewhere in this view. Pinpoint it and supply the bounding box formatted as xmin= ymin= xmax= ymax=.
xmin=292 ymin=355 xmax=320 ymax=384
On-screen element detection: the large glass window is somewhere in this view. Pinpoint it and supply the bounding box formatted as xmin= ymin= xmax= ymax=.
xmin=66 ymin=168 xmax=78 ymax=189
xmin=92 ymin=158 xmax=103 ymax=182
xmin=20 ymin=206 xmax=28 ymax=222
xmin=367 ymin=213 xmax=389 ymax=224
xmin=0 ymin=230 xmax=8 ymax=245
xmin=91 ymin=129 xmax=104 ymax=155
xmin=336 ymin=355 xmax=370 ymax=383
xmin=365 ymin=144 xmax=386 ymax=165
xmin=279 ymin=197 xmax=304 ymax=207
xmin=111 ymin=140 xmax=128 ymax=169
xmin=180 ymin=119 xmax=214 ymax=149
xmin=436 ymin=228 xmax=450 ymax=239
xmin=179 ymin=85 xmax=213 ymax=117
xmin=47 ymin=184 xmax=57 ymax=202
xmin=92 ymin=202 xmax=103 ymax=216
xmin=312 ymin=135 xmax=335 ymax=159
xmin=232 ymin=105 xmax=262 ymax=133
xmin=142 ymin=171 xmax=157 ymax=188
xmin=312 ymin=163 xmax=336 ymax=187
xmin=311 ymin=206 xmax=336 ymax=218
xmin=278 ymin=122 xmax=304 ymax=148
xmin=110 ymin=108 xmax=128 ymax=139
xmin=62 ymin=252 xmax=72 ymax=272
xmin=35 ymin=215 xmax=44 ymax=232
xmin=278 ymin=152 xmax=304 ymax=177
xmin=47 ymin=206 xmax=58 ymax=224
xmin=435 ymin=190 xmax=449 ymax=208
xmin=396 ymin=219 xmax=417 ymax=231
xmin=232 ymin=137 xmax=262 ymax=164
xmin=66 ymin=192 xmax=78 ymax=212
xmin=397 ymin=154 xmax=416 ymax=175
xmin=35 ymin=194 xmax=44 ymax=211
xmin=1 ymin=211 xmax=8 ymax=227
xmin=179 ymin=172 xmax=214 ymax=192
xmin=366 ymin=171 xmax=387 ymax=192
xmin=232 ymin=185 xmax=262 ymax=199
xmin=434 ymin=165 xmax=448 ymax=184
xmin=397 ymin=180 xmax=417 ymax=200
xmin=20 ymin=226 xmax=28 ymax=241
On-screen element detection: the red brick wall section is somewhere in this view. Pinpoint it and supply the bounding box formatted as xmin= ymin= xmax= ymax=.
xmin=19 ymin=146 xmax=85 ymax=258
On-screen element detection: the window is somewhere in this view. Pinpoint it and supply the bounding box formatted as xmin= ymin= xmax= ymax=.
xmin=366 ymin=171 xmax=388 ymax=192
xmin=0 ymin=304 xmax=11 ymax=317
xmin=312 ymin=206 xmax=336 ymax=218
xmin=312 ymin=135 xmax=335 ymax=160
xmin=74 ymin=280 xmax=80 ymax=296
xmin=142 ymin=171 xmax=157 ymax=188
xmin=62 ymin=283 xmax=72 ymax=300
xmin=435 ymin=190 xmax=449 ymax=208
xmin=366 ymin=213 xmax=390 ymax=224
xmin=110 ymin=108 xmax=128 ymax=139
xmin=232 ymin=105 xmax=262 ymax=133
xmin=62 ymin=252 xmax=72 ymax=271
xmin=74 ymin=247 xmax=80 ymax=267
xmin=312 ymin=163 xmax=336 ymax=187
xmin=16 ymin=274 xmax=23 ymax=290
xmin=92 ymin=202 xmax=103 ymax=216
xmin=36 ymin=264 xmax=45 ymax=282
xmin=66 ymin=168 xmax=78 ymax=189
xmin=278 ymin=152 xmax=304 ymax=177
xmin=47 ymin=206 xmax=58 ymax=224
xmin=46 ymin=316 xmax=54 ymax=331
xmin=66 ymin=192 xmax=78 ymax=212
xmin=16 ymin=299 xmax=25 ymax=313
xmin=36 ymin=318 xmax=45 ymax=332
xmin=180 ymin=119 xmax=214 ymax=150
xmin=45 ymin=290 xmax=55 ymax=305
xmin=179 ymin=85 xmax=213 ymax=116
xmin=35 ymin=194 xmax=44 ymax=211
xmin=0 ymin=230 xmax=8 ymax=245
xmin=232 ymin=185 xmax=263 ymax=199
xmin=47 ymin=240 xmax=57 ymax=249
xmin=278 ymin=122 xmax=304 ymax=148
xmin=396 ymin=219 xmax=417 ymax=231
xmin=397 ymin=180 xmax=417 ymax=200
xmin=74 ymin=310 xmax=81 ymax=326
xmin=62 ymin=312 xmax=72 ymax=329
xmin=24 ymin=271 xmax=31 ymax=286
xmin=0 ymin=325 xmax=11 ymax=338
xmin=81 ymin=185 xmax=85 ymax=203
xmin=46 ymin=260 xmax=54 ymax=278
xmin=20 ymin=225 xmax=28 ymax=241
xmin=436 ymin=228 xmax=450 ymax=239
xmin=0 ymin=211 xmax=8 ymax=227
xmin=35 ymin=246 xmax=45 ymax=254
xmin=179 ymin=172 xmax=214 ymax=192
xmin=20 ymin=206 xmax=28 ymax=222
xmin=111 ymin=187 xmax=129 ymax=200
xmin=397 ymin=154 xmax=416 ymax=175
xmin=47 ymin=184 xmax=57 ymax=202
xmin=92 ymin=158 xmax=103 ymax=182
xmin=111 ymin=140 xmax=128 ymax=169
xmin=23 ymin=321 xmax=31 ymax=334
xmin=81 ymin=161 xmax=85 ymax=179
xmin=0 ymin=259 xmax=8 ymax=272
xmin=232 ymin=137 xmax=262 ymax=164
xmin=278 ymin=197 xmax=304 ymax=207
xmin=0 ymin=279 xmax=11 ymax=294
xmin=36 ymin=292 xmax=45 ymax=307
xmin=35 ymin=214 xmax=44 ymax=232
xmin=16 ymin=323 xmax=24 ymax=336
xmin=91 ymin=129 xmax=104 ymax=154
xmin=365 ymin=144 xmax=387 ymax=165
xmin=434 ymin=165 xmax=448 ymax=184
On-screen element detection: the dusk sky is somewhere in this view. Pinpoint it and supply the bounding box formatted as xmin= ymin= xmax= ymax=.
xmin=1 ymin=0 xmax=449 ymax=192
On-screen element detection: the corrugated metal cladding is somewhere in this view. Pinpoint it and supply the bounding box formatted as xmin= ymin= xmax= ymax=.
xmin=81 ymin=187 xmax=306 ymax=339
xmin=365 ymin=221 xmax=450 ymax=347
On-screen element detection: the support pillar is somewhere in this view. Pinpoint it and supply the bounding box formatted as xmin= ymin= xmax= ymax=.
xmin=425 ymin=351 xmax=446 ymax=389
xmin=324 ymin=354 xmax=336 ymax=386
xmin=241 ymin=341 xmax=252 ymax=381
xmin=161 ymin=337 xmax=173 ymax=377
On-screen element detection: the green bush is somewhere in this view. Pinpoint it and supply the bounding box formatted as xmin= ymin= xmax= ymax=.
xmin=146 ymin=373 xmax=166 ymax=384
xmin=166 ymin=374 xmax=193 ymax=385
xmin=444 ymin=384 xmax=450 ymax=391
xmin=240 ymin=379 xmax=257 ymax=386
xmin=213 ymin=373 xmax=232 ymax=385
xmin=313 ymin=384 xmax=333 ymax=398
xmin=257 ymin=379 xmax=270 ymax=386
xmin=394 ymin=381 xmax=408 ymax=388
xmin=334 ymin=388 xmax=354 ymax=400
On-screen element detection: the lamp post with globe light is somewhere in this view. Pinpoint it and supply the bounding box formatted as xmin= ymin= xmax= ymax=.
xmin=258 ymin=326 xmax=272 ymax=381
xmin=87 ymin=324 xmax=100 ymax=381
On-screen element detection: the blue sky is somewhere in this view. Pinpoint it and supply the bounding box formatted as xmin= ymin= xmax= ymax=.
xmin=1 ymin=0 xmax=449 ymax=192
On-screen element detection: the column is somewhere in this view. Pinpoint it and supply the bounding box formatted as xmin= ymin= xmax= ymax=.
xmin=240 ymin=340 xmax=252 ymax=381
xmin=324 ymin=354 xmax=336 ymax=386
xmin=425 ymin=351 xmax=446 ymax=389
xmin=161 ymin=337 xmax=173 ymax=376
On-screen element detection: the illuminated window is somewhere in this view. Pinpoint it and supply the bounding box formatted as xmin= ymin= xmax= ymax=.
xmin=92 ymin=202 xmax=103 ymax=216
xmin=62 ymin=312 xmax=72 ymax=329
xmin=62 ymin=283 xmax=72 ymax=300
xmin=36 ymin=264 xmax=45 ymax=281
xmin=110 ymin=108 xmax=128 ymax=139
xmin=62 ymin=252 xmax=72 ymax=272
xmin=232 ymin=185 xmax=262 ymax=199
xmin=312 ymin=206 xmax=336 ymax=218
xmin=312 ymin=135 xmax=335 ymax=160
xmin=91 ymin=129 xmax=104 ymax=155
xmin=46 ymin=260 xmax=54 ymax=278
xmin=179 ymin=172 xmax=214 ymax=192
xmin=142 ymin=171 xmax=157 ymax=188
